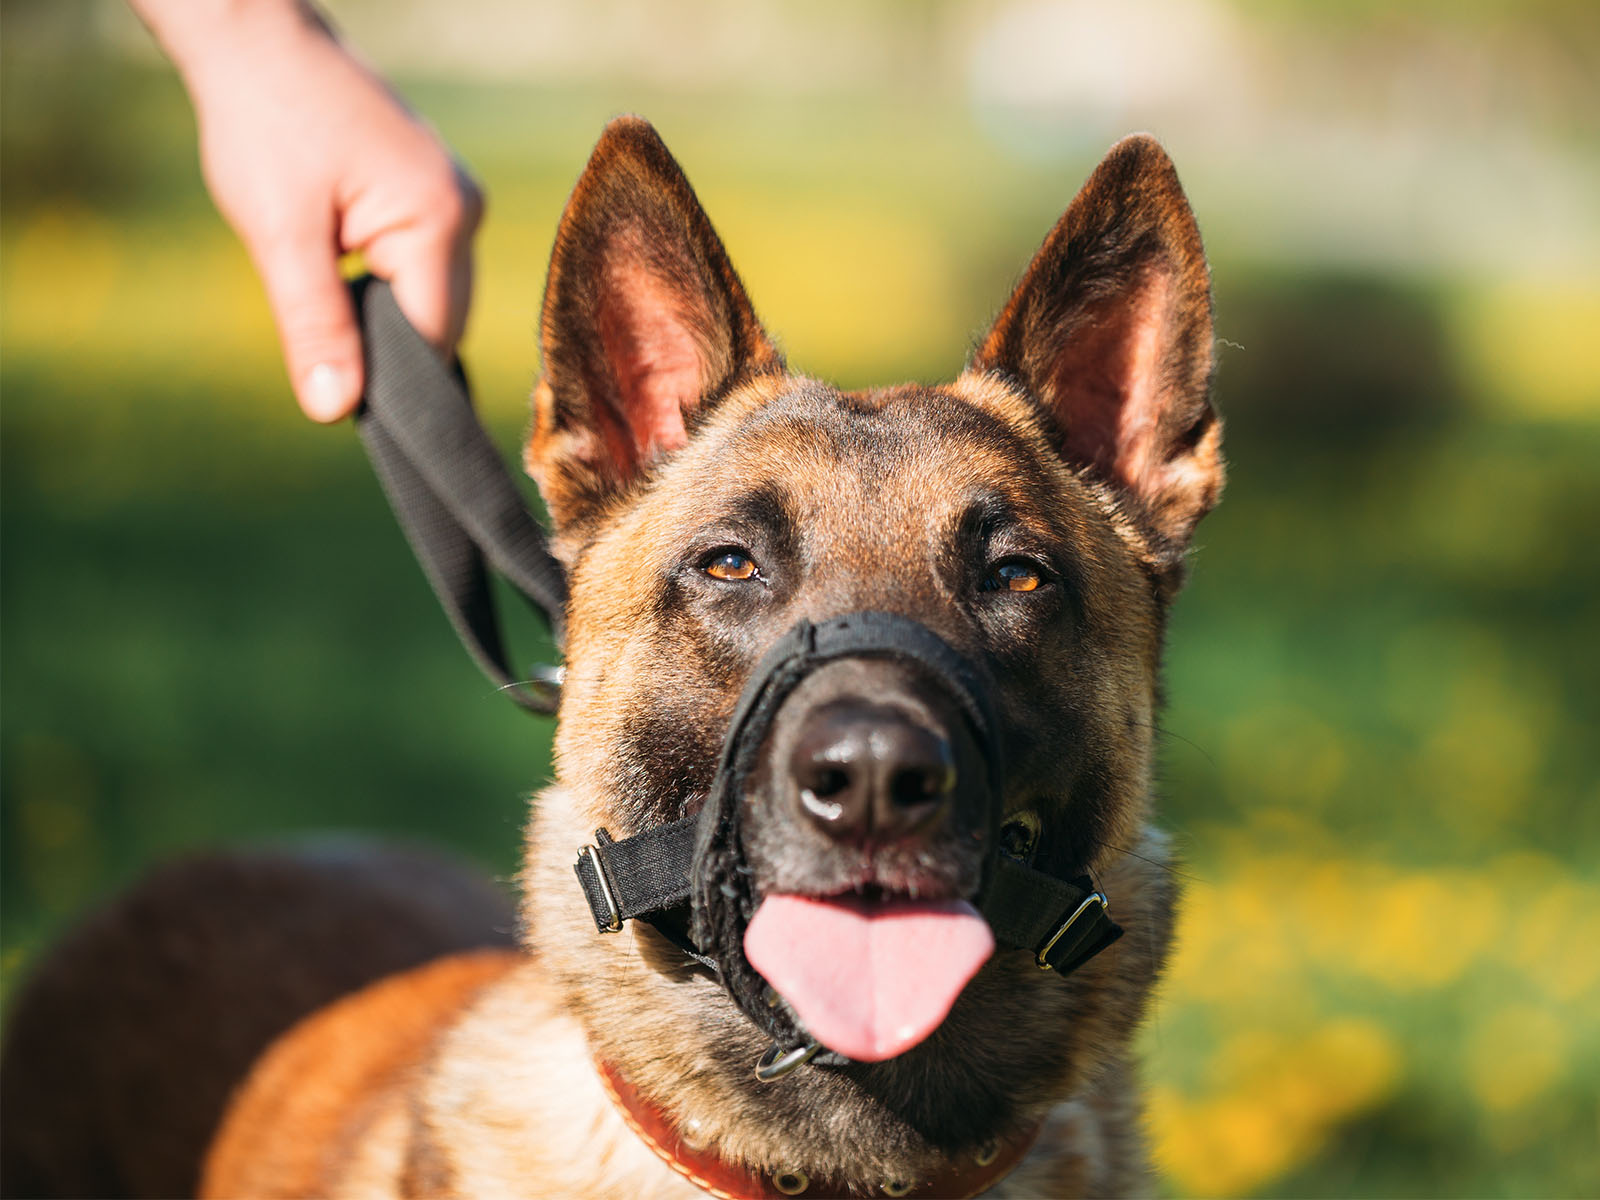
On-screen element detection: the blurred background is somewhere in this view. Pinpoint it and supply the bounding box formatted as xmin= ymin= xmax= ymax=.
xmin=3 ymin=0 xmax=1597 ymax=1194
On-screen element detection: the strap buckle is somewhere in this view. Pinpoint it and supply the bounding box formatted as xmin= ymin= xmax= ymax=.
xmin=1035 ymin=890 xmax=1109 ymax=971
xmin=577 ymin=842 xmax=622 ymax=932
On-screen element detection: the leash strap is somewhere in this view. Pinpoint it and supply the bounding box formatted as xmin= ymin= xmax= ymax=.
xmin=351 ymin=275 xmax=567 ymax=714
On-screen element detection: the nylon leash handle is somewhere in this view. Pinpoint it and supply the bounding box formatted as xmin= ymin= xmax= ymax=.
xmin=350 ymin=275 xmax=567 ymax=715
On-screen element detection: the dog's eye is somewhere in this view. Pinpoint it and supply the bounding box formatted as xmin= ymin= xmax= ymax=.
xmin=982 ymin=560 xmax=1044 ymax=593
xmin=704 ymin=550 xmax=758 ymax=582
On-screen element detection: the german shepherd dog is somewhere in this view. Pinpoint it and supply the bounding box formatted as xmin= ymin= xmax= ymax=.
xmin=1 ymin=117 xmax=1221 ymax=1198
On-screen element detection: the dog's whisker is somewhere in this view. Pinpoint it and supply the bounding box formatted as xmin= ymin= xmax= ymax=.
xmin=1102 ymin=842 xmax=1202 ymax=883
xmin=1129 ymin=720 xmax=1218 ymax=768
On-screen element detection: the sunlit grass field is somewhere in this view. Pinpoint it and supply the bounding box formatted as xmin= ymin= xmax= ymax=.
xmin=4 ymin=53 xmax=1598 ymax=1198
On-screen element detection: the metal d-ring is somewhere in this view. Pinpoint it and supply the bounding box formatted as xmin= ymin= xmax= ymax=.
xmin=755 ymin=1038 xmax=821 ymax=1082
xmin=525 ymin=662 xmax=565 ymax=709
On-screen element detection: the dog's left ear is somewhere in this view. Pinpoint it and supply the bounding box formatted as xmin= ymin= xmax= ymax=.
xmin=528 ymin=116 xmax=783 ymax=533
xmin=973 ymin=135 xmax=1222 ymax=569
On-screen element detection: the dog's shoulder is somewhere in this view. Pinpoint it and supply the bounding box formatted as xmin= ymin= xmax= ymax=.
xmin=201 ymin=948 xmax=524 ymax=1198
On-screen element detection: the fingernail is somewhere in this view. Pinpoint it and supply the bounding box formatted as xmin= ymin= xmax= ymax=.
xmin=302 ymin=362 xmax=356 ymax=422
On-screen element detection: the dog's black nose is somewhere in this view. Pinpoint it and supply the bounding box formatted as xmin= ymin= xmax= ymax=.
xmin=787 ymin=700 xmax=957 ymax=844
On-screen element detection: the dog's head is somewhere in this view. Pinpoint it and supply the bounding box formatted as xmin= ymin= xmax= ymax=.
xmin=522 ymin=117 xmax=1220 ymax=1180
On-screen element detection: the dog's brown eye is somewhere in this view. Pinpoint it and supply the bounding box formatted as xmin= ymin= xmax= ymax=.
xmin=705 ymin=551 xmax=758 ymax=581
xmin=984 ymin=561 xmax=1043 ymax=593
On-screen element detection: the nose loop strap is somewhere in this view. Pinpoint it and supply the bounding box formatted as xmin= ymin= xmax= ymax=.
xmin=705 ymin=613 xmax=1004 ymax=836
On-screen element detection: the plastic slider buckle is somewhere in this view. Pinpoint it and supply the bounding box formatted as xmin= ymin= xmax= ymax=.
xmin=1035 ymin=890 xmax=1109 ymax=971
xmin=578 ymin=842 xmax=622 ymax=932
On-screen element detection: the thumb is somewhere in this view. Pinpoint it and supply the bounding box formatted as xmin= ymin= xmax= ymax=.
xmin=254 ymin=225 xmax=364 ymax=422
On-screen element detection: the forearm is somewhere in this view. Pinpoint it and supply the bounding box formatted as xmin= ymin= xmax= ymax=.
xmin=128 ymin=0 xmax=329 ymax=97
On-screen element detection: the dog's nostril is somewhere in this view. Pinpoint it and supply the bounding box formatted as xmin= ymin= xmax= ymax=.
xmin=800 ymin=787 xmax=846 ymax=823
xmin=889 ymin=762 xmax=953 ymax=810
xmin=797 ymin=765 xmax=853 ymax=824
xmin=809 ymin=768 xmax=851 ymax=800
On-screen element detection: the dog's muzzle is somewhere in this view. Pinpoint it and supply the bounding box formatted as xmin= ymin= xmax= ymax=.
xmin=573 ymin=611 xmax=1124 ymax=1077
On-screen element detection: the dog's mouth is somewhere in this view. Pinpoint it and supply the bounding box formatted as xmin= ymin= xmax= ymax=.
xmin=743 ymin=887 xmax=994 ymax=1062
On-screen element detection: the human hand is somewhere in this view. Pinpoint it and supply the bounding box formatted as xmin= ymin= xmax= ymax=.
xmin=134 ymin=1 xmax=482 ymax=421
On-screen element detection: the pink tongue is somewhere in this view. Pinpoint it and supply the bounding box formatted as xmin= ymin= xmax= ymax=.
xmin=743 ymin=894 xmax=994 ymax=1062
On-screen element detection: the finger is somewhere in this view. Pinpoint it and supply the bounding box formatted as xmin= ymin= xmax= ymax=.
xmin=370 ymin=170 xmax=482 ymax=356
xmin=382 ymin=233 xmax=469 ymax=357
xmin=253 ymin=222 xmax=364 ymax=422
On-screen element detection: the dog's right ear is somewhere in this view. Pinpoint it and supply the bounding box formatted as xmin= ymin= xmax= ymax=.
xmin=527 ymin=116 xmax=782 ymax=533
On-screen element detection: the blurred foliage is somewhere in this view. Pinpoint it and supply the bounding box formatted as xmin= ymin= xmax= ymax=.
xmin=3 ymin=10 xmax=1598 ymax=1198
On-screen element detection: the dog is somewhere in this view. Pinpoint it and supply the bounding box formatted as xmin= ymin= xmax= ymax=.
xmin=0 ymin=116 xmax=1221 ymax=1199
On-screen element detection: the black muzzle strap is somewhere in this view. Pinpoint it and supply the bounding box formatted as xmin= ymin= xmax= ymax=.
xmin=575 ymin=821 xmax=1122 ymax=976
xmin=983 ymin=857 xmax=1123 ymax=975
xmin=575 ymin=822 xmax=695 ymax=932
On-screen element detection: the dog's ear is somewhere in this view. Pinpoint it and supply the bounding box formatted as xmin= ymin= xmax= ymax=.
xmin=973 ymin=134 xmax=1222 ymax=565
xmin=527 ymin=116 xmax=782 ymax=531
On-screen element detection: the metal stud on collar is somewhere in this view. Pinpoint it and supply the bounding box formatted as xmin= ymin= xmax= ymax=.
xmin=772 ymin=1168 xmax=809 ymax=1195
xmin=678 ymin=1116 xmax=709 ymax=1153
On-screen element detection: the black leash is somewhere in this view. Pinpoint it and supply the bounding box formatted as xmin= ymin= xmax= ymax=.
xmin=350 ymin=275 xmax=567 ymax=714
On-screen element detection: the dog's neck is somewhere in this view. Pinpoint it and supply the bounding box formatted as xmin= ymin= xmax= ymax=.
xmin=594 ymin=1054 xmax=1042 ymax=1199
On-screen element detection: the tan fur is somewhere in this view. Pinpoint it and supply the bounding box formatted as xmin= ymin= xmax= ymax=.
xmin=200 ymin=949 xmax=522 ymax=1198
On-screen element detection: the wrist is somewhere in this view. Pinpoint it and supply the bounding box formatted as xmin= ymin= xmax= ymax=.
xmin=132 ymin=0 xmax=332 ymax=99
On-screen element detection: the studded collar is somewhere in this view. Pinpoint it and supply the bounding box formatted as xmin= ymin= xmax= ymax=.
xmin=595 ymin=1057 xmax=1042 ymax=1199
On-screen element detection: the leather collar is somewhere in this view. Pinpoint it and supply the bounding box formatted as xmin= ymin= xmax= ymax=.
xmin=596 ymin=1058 xmax=1041 ymax=1199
